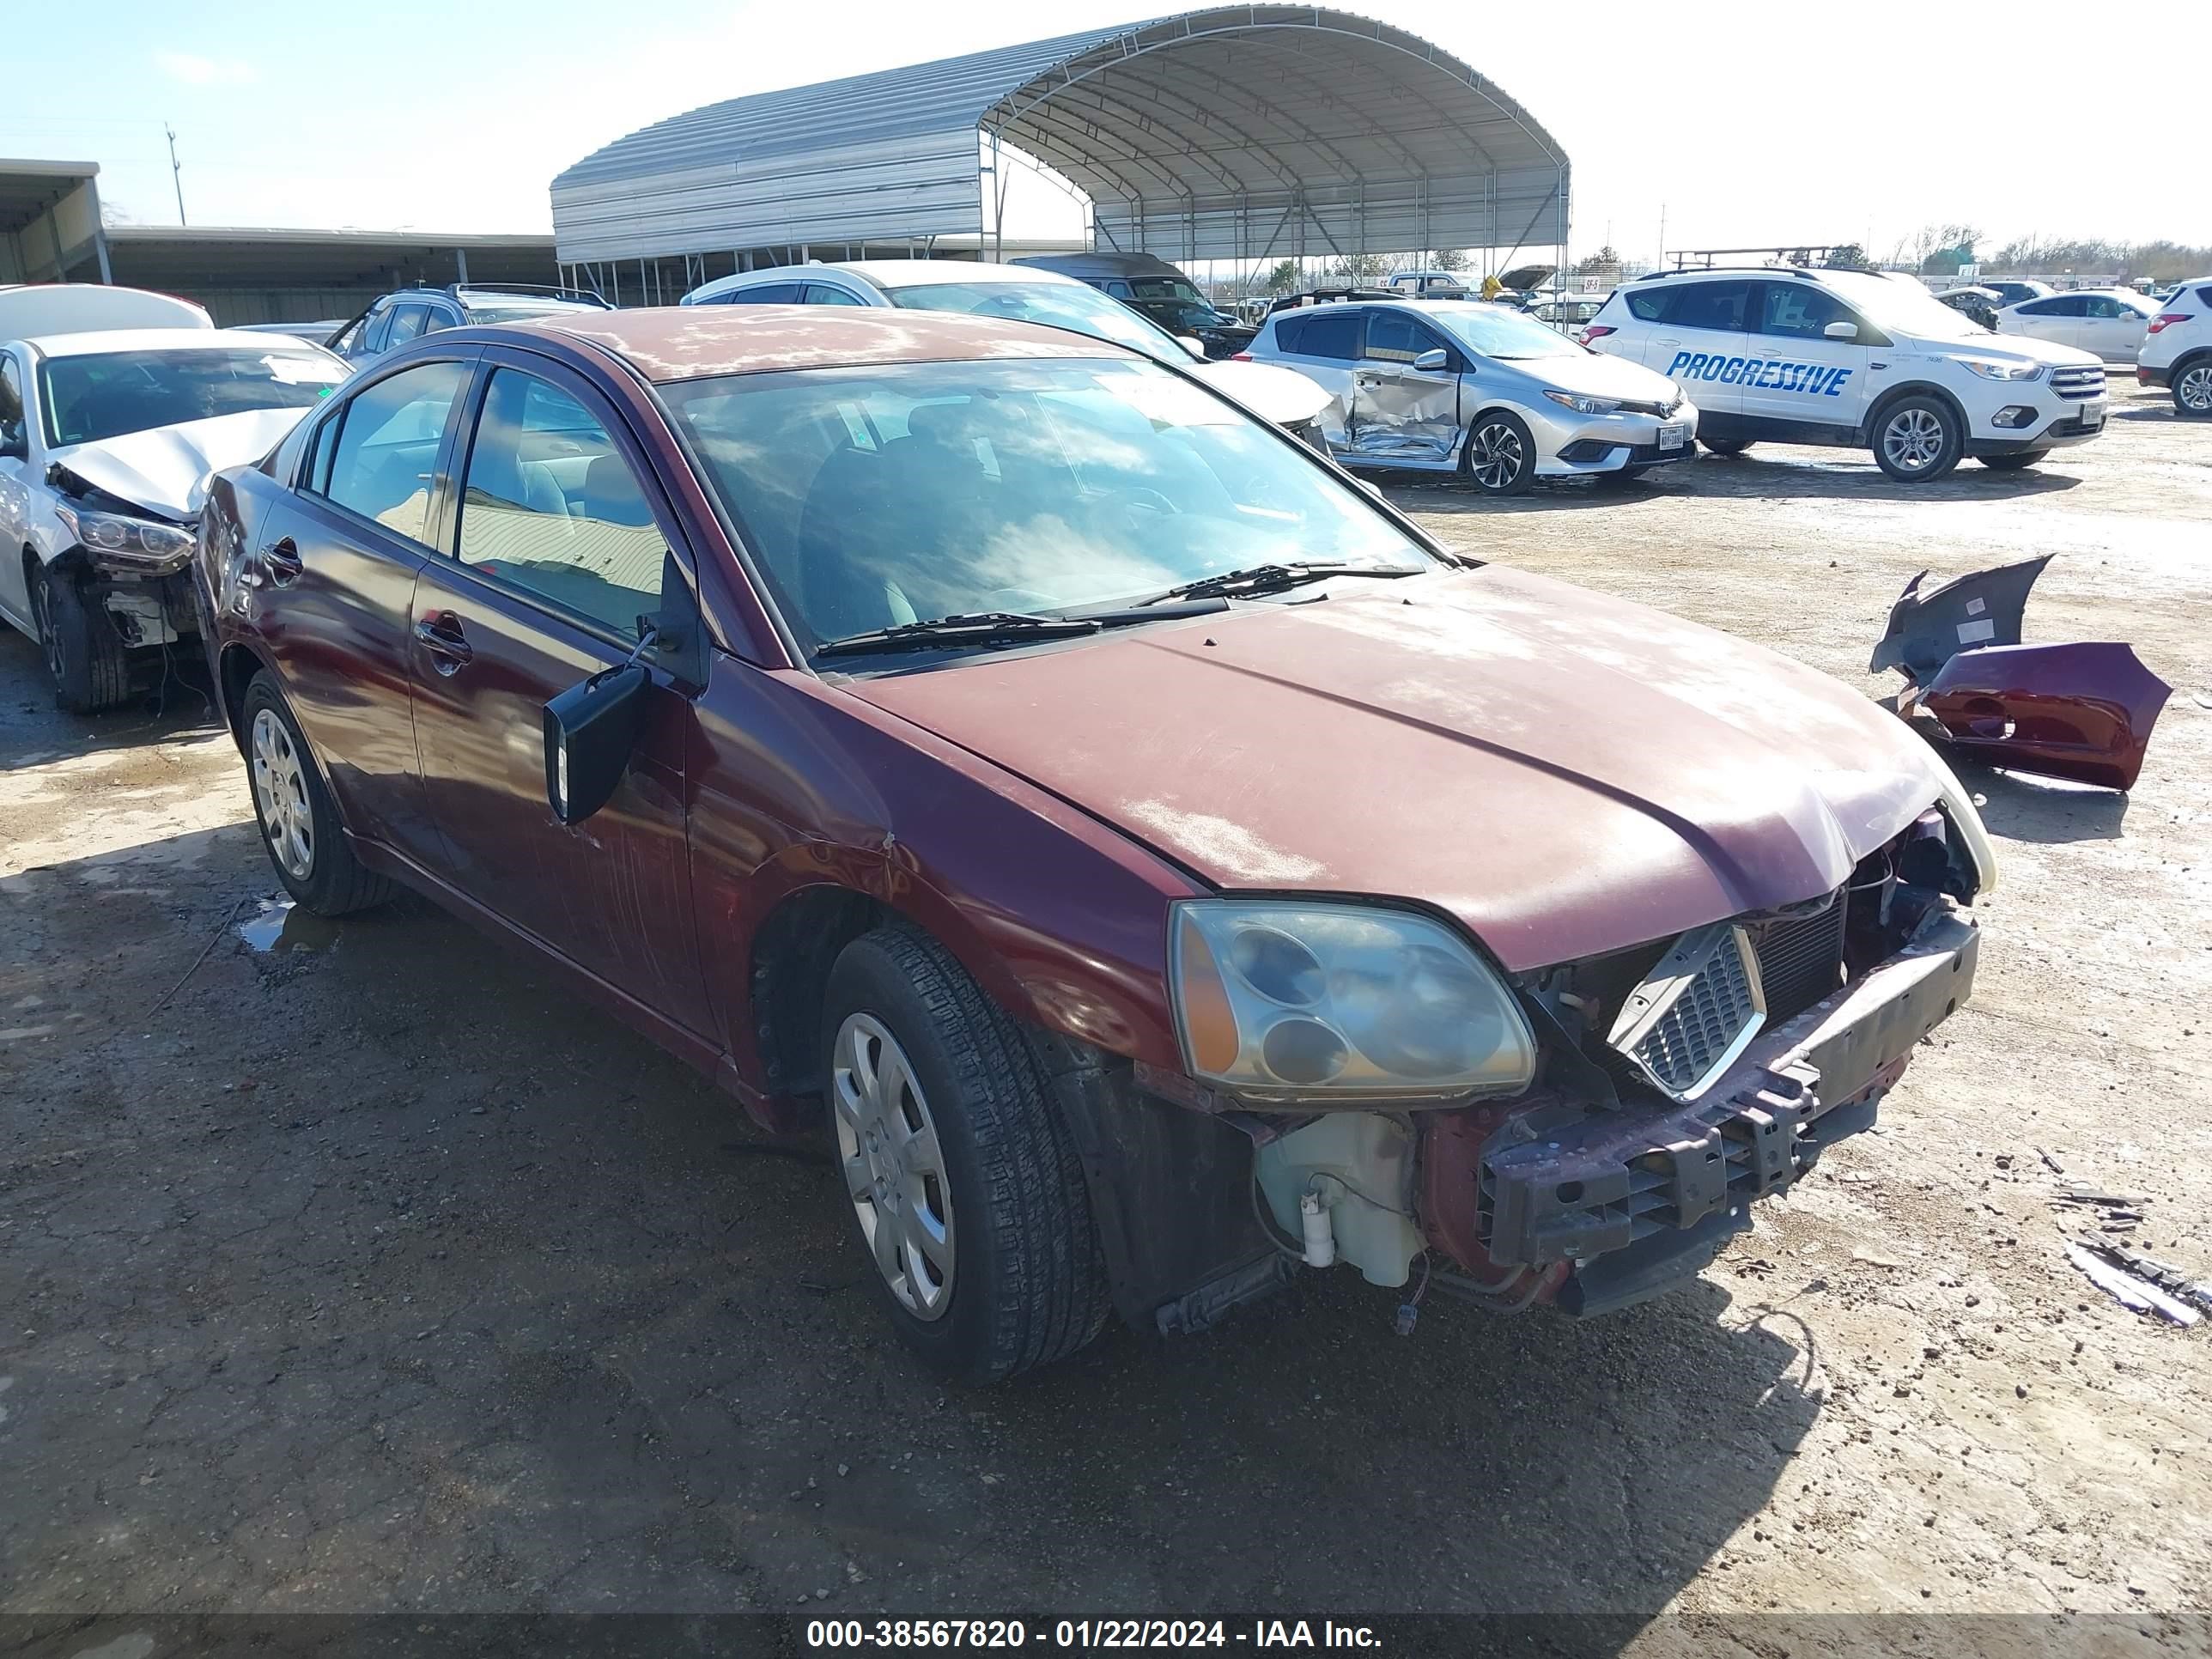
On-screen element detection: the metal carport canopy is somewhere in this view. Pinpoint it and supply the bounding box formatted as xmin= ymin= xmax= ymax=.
xmin=551 ymin=7 xmax=1569 ymax=267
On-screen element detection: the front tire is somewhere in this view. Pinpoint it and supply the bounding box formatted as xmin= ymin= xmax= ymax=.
xmin=823 ymin=927 xmax=1109 ymax=1384
xmin=2174 ymin=360 xmax=2212 ymax=417
xmin=29 ymin=562 xmax=131 ymax=714
xmin=1460 ymin=410 xmax=1535 ymax=495
xmin=1978 ymin=451 xmax=2050 ymax=471
xmin=1872 ymin=395 xmax=1963 ymax=483
xmin=240 ymin=674 xmax=396 ymax=916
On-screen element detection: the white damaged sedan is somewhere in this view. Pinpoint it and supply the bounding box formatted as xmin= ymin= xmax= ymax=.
xmin=0 ymin=327 xmax=347 ymax=710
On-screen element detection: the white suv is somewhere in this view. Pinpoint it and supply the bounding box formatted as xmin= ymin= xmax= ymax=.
xmin=2138 ymin=279 xmax=2212 ymax=417
xmin=1584 ymin=266 xmax=2109 ymax=482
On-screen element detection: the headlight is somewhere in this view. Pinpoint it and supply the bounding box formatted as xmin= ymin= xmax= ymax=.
xmin=1929 ymin=757 xmax=2000 ymax=897
xmin=1960 ymin=359 xmax=2046 ymax=382
xmin=1544 ymin=390 xmax=1622 ymax=416
xmin=54 ymin=503 xmax=197 ymax=570
xmin=1170 ymin=900 xmax=1537 ymax=1102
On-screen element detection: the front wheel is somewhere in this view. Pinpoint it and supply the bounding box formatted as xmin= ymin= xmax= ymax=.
xmin=240 ymin=674 xmax=396 ymax=916
xmin=2175 ymin=361 xmax=2212 ymax=417
xmin=823 ymin=927 xmax=1108 ymax=1383
xmin=1872 ymin=396 xmax=1963 ymax=483
xmin=1978 ymin=451 xmax=2050 ymax=472
xmin=29 ymin=562 xmax=131 ymax=714
xmin=1460 ymin=410 xmax=1535 ymax=495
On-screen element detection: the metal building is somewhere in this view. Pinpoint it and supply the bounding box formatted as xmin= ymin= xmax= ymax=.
xmin=551 ymin=7 xmax=1569 ymax=300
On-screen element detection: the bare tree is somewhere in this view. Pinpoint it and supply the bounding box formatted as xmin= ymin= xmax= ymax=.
xmin=1326 ymin=252 xmax=1391 ymax=286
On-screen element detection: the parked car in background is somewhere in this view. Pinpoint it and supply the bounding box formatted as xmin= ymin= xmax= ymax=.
xmin=1934 ymin=286 xmax=2002 ymax=330
xmin=1996 ymin=288 xmax=2159 ymax=364
xmin=1012 ymin=252 xmax=1255 ymax=359
xmin=1266 ymin=286 xmax=1401 ymax=314
xmin=0 ymin=283 xmax=210 ymax=337
xmin=1586 ymin=265 xmax=2108 ymax=481
xmin=1385 ymin=270 xmax=1473 ymax=300
xmin=195 ymin=303 xmax=1992 ymax=1382
xmin=1982 ymin=279 xmax=2053 ymax=309
xmin=1 ymin=318 xmax=347 ymax=709
xmin=2137 ymin=277 xmax=2212 ymax=416
xmin=329 ymin=284 xmax=611 ymax=365
xmin=1533 ymin=294 xmax=1607 ymax=333
xmin=1244 ymin=298 xmax=1695 ymax=494
xmin=681 ymin=260 xmax=1328 ymax=440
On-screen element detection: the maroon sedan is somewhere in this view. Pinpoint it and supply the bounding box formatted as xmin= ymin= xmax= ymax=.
xmin=196 ymin=306 xmax=1996 ymax=1382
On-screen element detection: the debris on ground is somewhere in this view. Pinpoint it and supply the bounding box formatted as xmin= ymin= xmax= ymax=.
xmin=2064 ymin=1238 xmax=2206 ymax=1328
xmin=2051 ymin=1188 xmax=2146 ymax=1232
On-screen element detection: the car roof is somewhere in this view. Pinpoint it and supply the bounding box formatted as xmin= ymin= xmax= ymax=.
xmin=504 ymin=302 xmax=1132 ymax=383
xmin=25 ymin=327 xmax=340 ymax=360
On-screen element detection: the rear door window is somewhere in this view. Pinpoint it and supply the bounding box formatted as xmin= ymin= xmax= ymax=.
xmin=1278 ymin=309 xmax=1362 ymax=360
xmin=319 ymin=361 xmax=468 ymax=545
xmin=718 ymin=283 xmax=804 ymax=305
xmin=1667 ymin=281 xmax=1753 ymax=332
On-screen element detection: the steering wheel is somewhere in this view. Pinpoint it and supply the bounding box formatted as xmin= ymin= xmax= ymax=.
xmin=1116 ymin=486 xmax=1181 ymax=532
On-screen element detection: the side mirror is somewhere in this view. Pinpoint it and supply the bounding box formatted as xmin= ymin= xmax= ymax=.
xmin=1823 ymin=320 xmax=1860 ymax=341
xmin=1178 ymin=336 xmax=1209 ymax=360
xmin=0 ymin=427 xmax=25 ymax=461
xmin=1413 ymin=348 xmax=1451 ymax=373
xmin=544 ymin=660 xmax=651 ymax=824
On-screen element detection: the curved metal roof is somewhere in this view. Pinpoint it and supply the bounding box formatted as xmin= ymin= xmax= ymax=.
xmin=552 ymin=8 xmax=1569 ymax=267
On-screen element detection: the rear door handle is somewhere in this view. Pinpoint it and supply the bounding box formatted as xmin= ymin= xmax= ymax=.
xmin=413 ymin=611 xmax=473 ymax=672
xmin=262 ymin=537 xmax=303 ymax=586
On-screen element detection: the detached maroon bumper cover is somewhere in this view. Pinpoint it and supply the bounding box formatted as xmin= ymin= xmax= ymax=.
xmin=1872 ymin=557 xmax=2172 ymax=792
xmin=1904 ymin=641 xmax=2172 ymax=793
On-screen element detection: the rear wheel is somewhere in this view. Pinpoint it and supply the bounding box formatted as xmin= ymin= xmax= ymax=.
xmin=2175 ymin=360 xmax=2212 ymax=417
xmin=1460 ymin=410 xmax=1535 ymax=495
xmin=1978 ymin=450 xmax=2050 ymax=471
xmin=29 ymin=562 xmax=131 ymax=714
xmin=1872 ymin=396 xmax=1963 ymax=483
xmin=1700 ymin=436 xmax=1753 ymax=457
xmin=240 ymin=674 xmax=396 ymax=916
xmin=823 ymin=926 xmax=1109 ymax=1383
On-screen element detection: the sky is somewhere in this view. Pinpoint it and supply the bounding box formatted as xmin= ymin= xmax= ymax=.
xmin=5 ymin=0 xmax=2208 ymax=270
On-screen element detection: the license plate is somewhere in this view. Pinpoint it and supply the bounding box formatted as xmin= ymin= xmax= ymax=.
xmin=2079 ymin=400 xmax=2106 ymax=429
xmin=1659 ymin=423 xmax=1687 ymax=451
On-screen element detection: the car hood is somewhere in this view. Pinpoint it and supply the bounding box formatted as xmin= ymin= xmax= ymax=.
xmin=1192 ymin=358 xmax=1334 ymax=427
xmin=846 ymin=566 xmax=1949 ymax=971
xmin=1511 ymin=349 xmax=1686 ymax=404
xmin=46 ymin=406 xmax=316 ymax=520
xmin=1957 ymin=328 xmax=2102 ymax=369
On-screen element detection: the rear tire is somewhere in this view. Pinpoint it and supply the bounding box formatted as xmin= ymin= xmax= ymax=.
xmin=240 ymin=674 xmax=396 ymax=916
xmin=1978 ymin=451 xmax=2050 ymax=471
xmin=2174 ymin=360 xmax=2212 ymax=417
xmin=1700 ymin=436 xmax=1753 ymax=456
xmin=1872 ymin=395 xmax=1963 ymax=483
xmin=822 ymin=926 xmax=1109 ymax=1384
xmin=1460 ymin=410 xmax=1535 ymax=495
xmin=29 ymin=562 xmax=131 ymax=714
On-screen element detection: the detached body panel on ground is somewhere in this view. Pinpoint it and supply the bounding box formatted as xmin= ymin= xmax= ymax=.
xmin=195 ymin=304 xmax=1991 ymax=1380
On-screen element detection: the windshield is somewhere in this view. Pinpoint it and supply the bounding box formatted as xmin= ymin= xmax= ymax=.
xmin=1814 ymin=271 xmax=1988 ymax=341
xmin=1423 ymin=303 xmax=1584 ymax=360
xmin=891 ymin=281 xmax=1185 ymax=363
xmin=40 ymin=347 xmax=348 ymax=447
xmin=662 ymin=356 xmax=1432 ymax=655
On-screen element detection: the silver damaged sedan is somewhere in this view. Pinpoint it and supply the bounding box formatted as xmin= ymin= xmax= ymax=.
xmin=1243 ymin=299 xmax=1699 ymax=494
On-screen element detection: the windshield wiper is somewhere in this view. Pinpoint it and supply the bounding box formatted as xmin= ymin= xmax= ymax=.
xmin=814 ymin=611 xmax=1102 ymax=658
xmin=1135 ymin=562 xmax=1425 ymax=605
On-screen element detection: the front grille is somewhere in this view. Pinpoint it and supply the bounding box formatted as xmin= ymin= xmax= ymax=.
xmin=1609 ymin=924 xmax=1765 ymax=1100
xmin=1615 ymin=396 xmax=1680 ymax=417
xmin=1747 ymin=896 xmax=1846 ymax=1024
xmin=2050 ymin=365 xmax=2106 ymax=400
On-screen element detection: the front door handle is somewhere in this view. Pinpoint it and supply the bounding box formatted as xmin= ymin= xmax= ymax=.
xmin=413 ymin=611 xmax=473 ymax=672
xmin=262 ymin=537 xmax=303 ymax=586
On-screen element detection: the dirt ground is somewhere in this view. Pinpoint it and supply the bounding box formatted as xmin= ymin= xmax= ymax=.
xmin=3 ymin=384 xmax=2208 ymax=1633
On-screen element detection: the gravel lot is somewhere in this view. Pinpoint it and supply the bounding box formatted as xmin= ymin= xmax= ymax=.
xmin=3 ymin=382 xmax=2208 ymax=1629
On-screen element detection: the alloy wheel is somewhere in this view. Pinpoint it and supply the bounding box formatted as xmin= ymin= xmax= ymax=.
xmin=30 ymin=574 xmax=64 ymax=685
xmin=1468 ymin=422 xmax=1526 ymax=490
xmin=2179 ymin=364 xmax=2212 ymax=415
xmin=250 ymin=708 xmax=315 ymax=881
xmin=832 ymin=1012 xmax=956 ymax=1320
xmin=1881 ymin=407 xmax=1948 ymax=473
